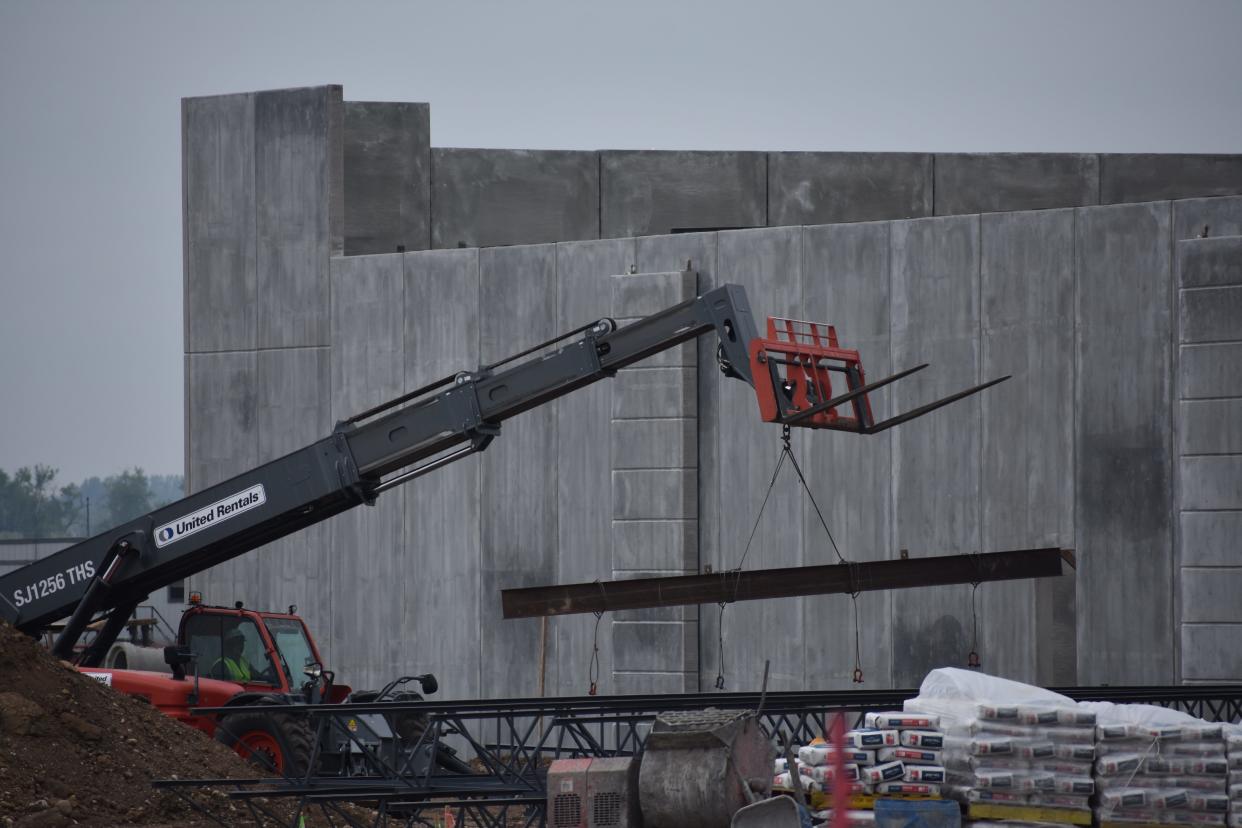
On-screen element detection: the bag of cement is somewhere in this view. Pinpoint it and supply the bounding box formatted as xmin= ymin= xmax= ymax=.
xmin=1051 ymin=776 xmax=1095 ymax=795
xmin=1229 ymin=781 xmax=1242 ymax=799
xmin=1183 ymin=724 xmax=1224 ymax=741
xmin=1100 ymin=788 xmax=1150 ymax=809
xmin=1032 ymin=759 xmax=1092 ymax=776
xmin=976 ymin=703 xmax=1020 ymax=722
xmin=967 ymin=736 xmax=1014 ymax=756
xmin=798 ymin=743 xmax=831 ymax=766
xmin=879 ymin=747 xmax=941 ymax=765
xmin=1147 ymin=756 xmax=1230 ymax=776
xmin=1034 ymin=725 xmax=1094 ymax=743
xmin=876 ymin=781 xmax=941 ymax=796
xmin=1013 ymin=704 xmax=1067 ymax=726
xmin=835 ymin=748 xmax=877 ymax=766
xmin=1052 ymin=742 xmax=1095 ymax=761
xmin=1095 ymin=807 xmax=1164 ymax=824
xmin=804 ymin=763 xmax=860 ymax=784
xmin=1166 ymin=742 xmax=1228 ymax=758
xmin=1097 ymin=739 xmax=1155 ymax=755
xmin=848 ymin=730 xmax=900 ymax=749
xmin=862 ymin=760 xmax=905 ymax=783
xmin=900 ymin=730 xmax=944 ymax=749
xmin=903 ymin=765 xmax=946 ymax=783
xmin=1187 ymin=793 xmax=1230 ymax=813
xmin=1225 ymin=727 xmax=1242 ymax=751
xmin=1013 ymin=740 xmax=1055 ymax=759
xmin=1228 ymin=754 xmax=1242 ymax=769
xmin=1028 ymin=793 xmax=1091 ymax=810
xmin=967 ymin=755 xmax=1029 ymax=771
xmin=1096 ymin=752 xmax=1145 ymax=775
xmin=971 ymin=769 xmax=1019 ymax=789
xmin=774 ymin=770 xmax=821 ymax=792
xmin=1148 ymin=789 xmax=1190 ymax=809
xmin=775 ymin=756 xmax=791 ymax=773
xmin=1231 ymin=814 xmax=1242 ymax=828
xmin=965 ymin=788 xmax=1028 ymax=804
xmin=866 ymin=711 xmax=941 ymax=730
xmin=1174 ymin=776 xmax=1229 ymax=792
xmin=1099 ymin=723 xmax=1155 ymax=741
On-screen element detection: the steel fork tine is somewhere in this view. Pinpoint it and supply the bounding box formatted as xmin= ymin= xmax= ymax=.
xmin=782 ymin=364 xmax=929 ymax=426
xmin=863 ymin=375 xmax=1010 ymax=434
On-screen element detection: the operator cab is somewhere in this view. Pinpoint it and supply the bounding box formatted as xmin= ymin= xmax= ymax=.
xmin=179 ymin=595 xmax=324 ymax=694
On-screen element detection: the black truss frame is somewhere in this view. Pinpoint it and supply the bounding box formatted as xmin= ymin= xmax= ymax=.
xmin=153 ymin=685 xmax=1242 ymax=828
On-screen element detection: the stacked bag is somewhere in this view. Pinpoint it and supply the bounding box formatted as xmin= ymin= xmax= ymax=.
xmin=1088 ymin=708 xmax=1229 ymax=827
xmin=903 ymin=668 xmax=1096 ymax=821
xmin=859 ymin=711 xmax=948 ymax=798
xmin=773 ymin=714 xmax=946 ymax=800
xmin=1228 ymin=726 xmax=1242 ymax=828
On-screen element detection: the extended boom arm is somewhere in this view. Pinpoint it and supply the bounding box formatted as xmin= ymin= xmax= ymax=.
xmin=0 ymin=282 xmax=761 ymax=662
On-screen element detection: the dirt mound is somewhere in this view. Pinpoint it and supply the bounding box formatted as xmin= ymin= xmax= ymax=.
xmin=0 ymin=619 xmax=259 ymax=827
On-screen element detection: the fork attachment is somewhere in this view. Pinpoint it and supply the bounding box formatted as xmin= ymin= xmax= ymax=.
xmin=748 ymin=317 xmax=1008 ymax=433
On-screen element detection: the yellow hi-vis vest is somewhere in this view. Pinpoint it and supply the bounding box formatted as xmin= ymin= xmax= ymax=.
xmin=214 ymin=656 xmax=251 ymax=682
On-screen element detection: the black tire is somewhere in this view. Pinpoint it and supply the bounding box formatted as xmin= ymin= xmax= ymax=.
xmin=214 ymin=704 xmax=315 ymax=778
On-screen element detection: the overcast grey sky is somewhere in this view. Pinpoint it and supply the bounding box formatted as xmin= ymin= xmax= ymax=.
xmin=1 ymin=0 xmax=1240 ymax=484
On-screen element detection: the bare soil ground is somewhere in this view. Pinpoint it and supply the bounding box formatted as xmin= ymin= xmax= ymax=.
xmin=0 ymin=619 xmax=309 ymax=827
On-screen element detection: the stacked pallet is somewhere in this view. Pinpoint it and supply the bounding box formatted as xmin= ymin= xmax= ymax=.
xmin=1092 ymin=719 xmax=1229 ymax=827
xmin=904 ymin=669 xmax=1095 ymax=826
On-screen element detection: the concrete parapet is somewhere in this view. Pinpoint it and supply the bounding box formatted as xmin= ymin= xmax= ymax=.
xmin=601 ymin=151 xmax=766 ymax=238
xmin=344 ymin=102 xmax=430 ymax=255
xmin=934 ymin=153 xmax=1099 ymax=216
xmin=768 ymin=152 xmax=932 ymax=226
xmin=431 ymin=149 xmax=598 ymax=249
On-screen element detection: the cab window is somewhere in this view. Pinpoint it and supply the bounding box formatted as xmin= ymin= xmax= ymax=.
xmin=264 ymin=617 xmax=317 ymax=684
xmin=182 ymin=614 xmax=277 ymax=685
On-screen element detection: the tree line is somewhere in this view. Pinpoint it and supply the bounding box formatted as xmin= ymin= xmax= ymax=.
xmin=0 ymin=465 xmax=184 ymax=539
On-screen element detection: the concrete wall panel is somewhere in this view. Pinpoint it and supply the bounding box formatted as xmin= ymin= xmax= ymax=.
xmin=327 ymin=253 xmax=405 ymax=690
xmin=1180 ymin=343 xmax=1242 ymax=398
xmin=1075 ymin=201 xmax=1173 ymax=684
xmin=801 ymin=221 xmax=894 ymax=688
xmin=1102 ymin=155 xmax=1242 ymax=204
xmin=768 ymin=153 xmax=932 ymax=226
xmin=936 ymin=154 xmax=1099 ymax=216
xmin=402 ymin=248 xmax=483 ymax=700
xmin=1177 ymin=238 xmax=1242 ymax=288
xmin=1180 ymin=456 xmax=1242 ymax=511
xmin=478 ymin=244 xmax=557 ymax=696
xmin=711 ymin=227 xmax=805 ymax=690
xmin=248 ymin=347 xmax=332 ymax=651
xmin=611 ymin=419 xmax=697 ymax=470
xmin=1181 ymin=624 xmax=1242 ymax=681
xmin=890 ymin=215 xmax=982 ymax=687
xmin=1181 ymin=569 xmax=1242 ymax=624
xmin=979 ymin=209 xmax=1076 ymax=684
xmin=185 ymin=351 xmax=258 ymax=603
xmin=1181 ymin=512 xmax=1242 ymax=567
xmin=255 ymin=86 xmax=343 ymax=349
xmin=432 ymin=149 xmax=598 ymax=249
xmin=1173 ymin=197 xmax=1242 ymax=241
xmin=1180 ymin=286 xmax=1242 ymax=343
xmin=602 ymin=152 xmax=766 ymax=238
xmin=183 ymin=93 xmax=256 ymax=353
xmin=552 ymin=239 xmax=633 ymax=697
xmin=634 ymin=235 xmax=718 ymax=690
xmin=1180 ymin=399 xmax=1242 ymax=455
xmin=344 ymin=102 xmax=430 ymax=255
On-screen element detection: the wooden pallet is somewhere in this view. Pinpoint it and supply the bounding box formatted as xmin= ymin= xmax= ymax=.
xmin=966 ymin=802 xmax=1092 ymax=825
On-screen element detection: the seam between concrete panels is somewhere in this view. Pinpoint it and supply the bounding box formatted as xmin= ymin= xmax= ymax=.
xmin=1167 ymin=199 xmax=1181 ymax=684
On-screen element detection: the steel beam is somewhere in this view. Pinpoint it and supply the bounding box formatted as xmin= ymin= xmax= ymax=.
xmin=501 ymin=547 xmax=1072 ymax=619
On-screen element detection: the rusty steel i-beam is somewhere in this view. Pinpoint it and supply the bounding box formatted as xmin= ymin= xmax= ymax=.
xmin=500 ymin=547 xmax=1073 ymax=619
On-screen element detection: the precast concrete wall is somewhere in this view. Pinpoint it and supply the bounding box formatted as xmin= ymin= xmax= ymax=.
xmin=184 ymin=85 xmax=1242 ymax=693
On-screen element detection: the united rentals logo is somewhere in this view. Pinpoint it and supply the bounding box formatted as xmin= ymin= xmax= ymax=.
xmin=154 ymin=484 xmax=267 ymax=549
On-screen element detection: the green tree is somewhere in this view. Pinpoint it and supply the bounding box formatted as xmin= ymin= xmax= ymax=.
xmin=0 ymin=465 xmax=82 ymax=538
xmin=102 ymin=467 xmax=152 ymax=526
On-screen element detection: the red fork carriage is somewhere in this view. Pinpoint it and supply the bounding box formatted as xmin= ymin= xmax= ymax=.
xmin=748 ymin=316 xmax=1007 ymax=434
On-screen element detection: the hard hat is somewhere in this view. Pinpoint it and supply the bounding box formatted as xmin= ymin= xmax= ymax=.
xmin=225 ymin=627 xmax=246 ymax=644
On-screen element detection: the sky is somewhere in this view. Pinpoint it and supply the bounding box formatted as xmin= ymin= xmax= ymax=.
xmin=1 ymin=0 xmax=1240 ymax=485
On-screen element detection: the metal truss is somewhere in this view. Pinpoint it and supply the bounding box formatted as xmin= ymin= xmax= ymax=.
xmin=153 ymin=684 xmax=1242 ymax=827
